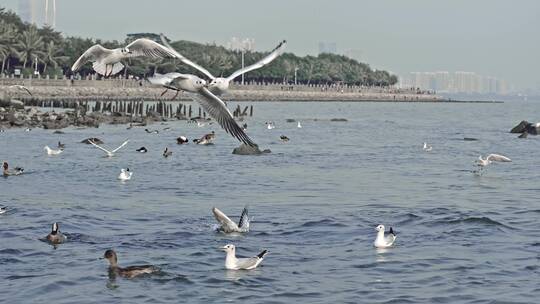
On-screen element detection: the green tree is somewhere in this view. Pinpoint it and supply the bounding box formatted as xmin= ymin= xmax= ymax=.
xmin=43 ymin=41 xmax=69 ymax=74
xmin=15 ymin=26 xmax=45 ymax=69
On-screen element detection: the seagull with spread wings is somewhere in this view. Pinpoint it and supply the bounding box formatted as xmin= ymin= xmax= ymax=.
xmin=147 ymin=73 xmax=255 ymax=146
xmin=88 ymin=139 xmax=129 ymax=157
xmin=71 ymin=38 xmax=177 ymax=77
xmin=160 ymin=34 xmax=286 ymax=96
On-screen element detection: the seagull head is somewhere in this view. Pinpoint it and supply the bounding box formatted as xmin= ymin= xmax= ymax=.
xmin=208 ymin=78 xmax=229 ymax=92
xmin=122 ymin=47 xmax=132 ymax=54
xmin=221 ymin=244 xmax=235 ymax=253
xmin=192 ymin=78 xmax=207 ymax=90
xmin=375 ymin=224 xmax=385 ymax=232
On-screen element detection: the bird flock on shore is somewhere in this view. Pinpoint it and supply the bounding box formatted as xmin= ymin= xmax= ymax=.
xmin=1 ymin=33 xmax=516 ymax=279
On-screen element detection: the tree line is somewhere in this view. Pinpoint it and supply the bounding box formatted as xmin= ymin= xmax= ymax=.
xmin=0 ymin=7 xmax=397 ymax=86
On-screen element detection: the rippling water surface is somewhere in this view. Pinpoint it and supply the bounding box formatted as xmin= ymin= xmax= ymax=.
xmin=1 ymin=101 xmax=539 ymax=303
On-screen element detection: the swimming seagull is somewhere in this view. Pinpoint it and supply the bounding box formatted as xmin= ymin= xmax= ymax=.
xmin=118 ymin=168 xmax=132 ymax=181
xmin=423 ymin=142 xmax=432 ymax=152
xmin=266 ymin=122 xmax=276 ymax=130
xmin=46 ymin=222 xmax=67 ymax=245
xmin=147 ymin=73 xmax=255 ymax=146
xmin=71 ymin=38 xmax=177 ymax=77
xmin=0 ymin=206 xmax=7 ymax=214
xmin=44 ymin=145 xmax=63 ymax=155
xmin=212 ymin=207 xmax=250 ymax=233
xmin=297 ymin=121 xmax=302 ymax=128
xmin=374 ymin=224 xmax=396 ymax=248
xmin=102 ymin=249 xmax=159 ymax=279
xmin=161 ymin=34 xmax=286 ymax=96
xmin=221 ymin=244 xmax=268 ymax=270
xmin=88 ymin=139 xmax=129 ymax=157
xmin=280 ymin=135 xmax=290 ymax=142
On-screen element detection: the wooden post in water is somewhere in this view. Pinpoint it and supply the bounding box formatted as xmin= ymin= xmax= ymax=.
xmin=188 ymin=105 xmax=192 ymax=118
xmin=250 ymin=105 xmax=253 ymax=116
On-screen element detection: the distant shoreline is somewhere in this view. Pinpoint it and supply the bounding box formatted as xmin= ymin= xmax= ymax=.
xmin=0 ymin=78 xmax=503 ymax=104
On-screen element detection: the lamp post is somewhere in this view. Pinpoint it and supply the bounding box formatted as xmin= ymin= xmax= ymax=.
xmin=241 ymin=48 xmax=245 ymax=85
xmin=294 ymin=67 xmax=299 ymax=85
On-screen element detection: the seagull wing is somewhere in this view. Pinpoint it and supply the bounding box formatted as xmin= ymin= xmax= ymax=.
xmin=160 ymin=34 xmax=216 ymax=80
xmin=226 ymin=40 xmax=287 ymax=82
xmin=236 ymin=257 xmax=261 ymax=269
xmin=487 ymin=154 xmax=512 ymax=162
xmin=237 ymin=207 xmax=249 ymax=229
xmin=147 ymin=72 xmax=188 ymax=86
xmin=126 ymin=38 xmax=177 ymax=59
xmin=189 ymin=87 xmax=256 ymax=146
xmin=212 ymin=207 xmax=239 ymax=232
xmin=111 ymin=140 xmax=129 ymax=153
xmin=71 ymin=44 xmax=112 ymax=72
xmin=88 ymin=139 xmax=112 ymax=155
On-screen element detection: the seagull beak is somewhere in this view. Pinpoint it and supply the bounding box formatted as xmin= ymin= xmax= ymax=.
xmin=220 ymin=246 xmax=227 ymax=251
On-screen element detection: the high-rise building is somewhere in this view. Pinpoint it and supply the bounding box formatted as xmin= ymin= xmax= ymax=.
xmin=400 ymin=71 xmax=511 ymax=94
xmin=318 ymin=42 xmax=337 ymax=54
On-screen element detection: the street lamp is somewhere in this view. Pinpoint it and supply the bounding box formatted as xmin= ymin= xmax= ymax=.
xmin=294 ymin=67 xmax=299 ymax=85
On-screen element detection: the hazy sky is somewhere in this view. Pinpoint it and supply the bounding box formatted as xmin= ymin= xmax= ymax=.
xmin=1 ymin=0 xmax=539 ymax=89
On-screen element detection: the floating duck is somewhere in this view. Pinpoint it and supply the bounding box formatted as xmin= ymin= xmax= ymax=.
xmin=194 ymin=131 xmax=215 ymax=145
xmin=280 ymin=135 xmax=290 ymax=142
xmin=57 ymin=141 xmax=65 ymax=149
xmin=163 ymin=147 xmax=172 ymax=157
xmin=2 ymin=162 xmax=23 ymax=176
xmin=136 ymin=147 xmax=148 ymax=153
xmin=102 ymin=249 xmax=159 ymax=279
xmin=46 ymin=222 xmax=67 ymax=245
xmin=176 ymin=136 xmax=189 ymax=144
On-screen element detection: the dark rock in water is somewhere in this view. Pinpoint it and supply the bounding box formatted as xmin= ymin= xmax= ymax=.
xmin=286 ymin=119 xmax=296 ymax=123
xmin=463 ymin=137 xmax=479 ymax=141
xmin=53 ymin=130 xmax=65 ymax=134
xmin=232 ymin=144 xmax=271 ymax=155
xmin=330 ymin=118 xmax=348 ymax=122
xmin=510 ymin=120 xmax=540 ymax=135
xmin=518 ymin=131 xmax=528 ymax=138
xmin=81 ymin=137 xmax=103 ymax=144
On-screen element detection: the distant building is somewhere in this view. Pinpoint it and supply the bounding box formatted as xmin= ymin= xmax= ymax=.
xmin=399 ymin=71 xmax=511 ymax=95
xmin=18 ymin=0 xmax=55 ymax=27
xmin=343 ymin=48 xmax=363 ymax=62
xmin=227 ymin=37 xmax=255 ymax=51
xmin=318 ymin=42 xmax=337 ymax=54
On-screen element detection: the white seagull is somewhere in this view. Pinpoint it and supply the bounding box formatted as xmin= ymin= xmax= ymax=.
xmin=71 ymin=38 xmax=177 ymax=77
xmin=476 ymin=154 xmax=512 ymax=167
xmin=423 ymin=142 xmax=432 ymax=152
xmin=118 ymin=168 xmax=132 ymax=181
xmin=8 ymin=85 xmax=32 ymax=95
xmin=221 ymin=244 xmax=268 ymax=270
xmin=212 ymin=207 xmax=250 ymax=233
xmin=374 ymin=224 xmax=396 ymax=248
xmin=161 ymin=34 xmax=286 ymax=96
xmin=297 ymin=121 xmax=302 ymax=128
xmin=266 ymin=122 xmax=275 ymax=130
xmin=147 ymin=73 xmax=255 ymax=146
xmin=44 ymin=145 xmax=63 ymax=155
xmin=0 ymin=206 xmax=7 ymax=214
xmin=88 ymin=139 xmax=129 ymax=157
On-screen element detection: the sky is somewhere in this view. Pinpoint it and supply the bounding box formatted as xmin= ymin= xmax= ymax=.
xmin=1 ymin=0 xmax=539 ymax=90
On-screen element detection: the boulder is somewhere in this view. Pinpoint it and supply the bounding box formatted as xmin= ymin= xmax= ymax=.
xmin=510 ymin=120 xmax=540 ymax=135
xmin=232 ymin=143 xmax=271 ymax=155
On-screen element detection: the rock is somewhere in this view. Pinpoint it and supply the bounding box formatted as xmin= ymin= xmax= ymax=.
xmin=330 ymin=118 xmax=348 ymax=122
xmin=81 ymin=137 xmax=104 ymax=144
xmin=232 ymin=143 xmax=271 ymax=155
xmin=510 ymin=120 xmax=540 ymax=135
xmin=9 ymin=99 xmax=24 ymax=109
xmin=53 ymin=130 xmax=65 ymax=134
xmin=43 ymin=119 xmax=69 ymax=129
xmin=286 ymin=119 xmax=296 ymax=123
xmin=463 ymin=137 xmax=479 ymax=141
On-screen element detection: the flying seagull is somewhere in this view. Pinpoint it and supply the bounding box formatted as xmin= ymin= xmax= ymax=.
xmin=88 ymin=139 xmax=129 ymax=157
xmin=212 ymin=207 xmax=250 ymax=233
xmin=476 ymin=153 xmax=512 ymax=167
xmin=221 ymin=244 xmax=268 ymax=270
xmin=71 ymin=38 xmax=177 ymax=77
xmin=7 ymin=85 xmax=32 ymax=96
xmin=160 ymin=34 xmax=286 ymax=96
xmin=374 ymin=224 xmax=396 ymax=248
xmin=147 ymin=73 xmax=255 ymax=146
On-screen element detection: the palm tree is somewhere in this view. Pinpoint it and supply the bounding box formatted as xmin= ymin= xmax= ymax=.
xmin=0 ymin=20 xmax=18 ymax=74
xmin=15 ymin=26 xmax=45 ymax=69
xmin=42 ymin=41 xmax=69 ymax=74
